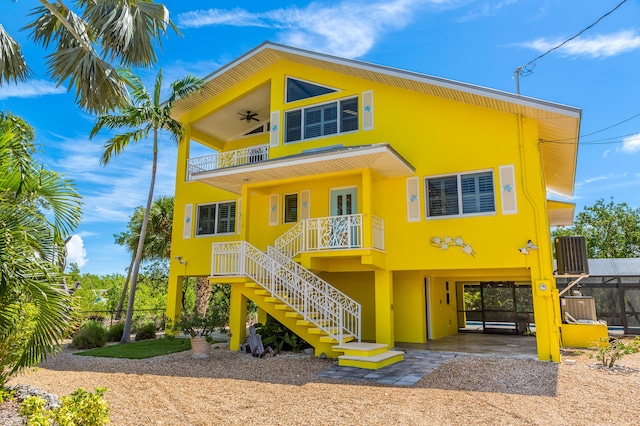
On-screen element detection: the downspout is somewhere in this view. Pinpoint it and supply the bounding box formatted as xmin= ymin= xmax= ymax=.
xmin=516 ymin=114 xmax=561 ymax=361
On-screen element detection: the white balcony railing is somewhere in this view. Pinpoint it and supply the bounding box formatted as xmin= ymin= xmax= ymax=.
xmin=187 ymin=144 xmax=269 ymax=181
xmin=275 ymin=214 xmax=384 ymax=258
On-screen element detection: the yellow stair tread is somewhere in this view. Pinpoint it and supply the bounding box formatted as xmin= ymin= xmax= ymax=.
xmin=338 ymin=350 xmax=405 ymax=363
xmin=333 ymin=342 xmax=388 ymax=352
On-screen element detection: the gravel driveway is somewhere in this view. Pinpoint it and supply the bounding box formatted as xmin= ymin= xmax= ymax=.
xmin=5 ymin=343 xmax=640 ymax=425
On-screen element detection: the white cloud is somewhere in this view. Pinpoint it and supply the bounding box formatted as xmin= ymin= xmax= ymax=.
xmin=0 ymin=79 xmax=66 ymax=100
xmin=458 ymin=0 xmax=517 ymax=22
xmin=520 ymin=30 xmax=640 ymax=59
xmin=66 ymin=235 xmax=88 ymax=269
xmin=177 ymin=1 xmax=464 ymax=58
xmin=576 ymin=172 xmax=627 ymax=187
xmin=621 ymin=133 xmax=640 ymax=153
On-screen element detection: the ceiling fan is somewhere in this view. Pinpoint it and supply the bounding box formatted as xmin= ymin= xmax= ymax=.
xmin=238 ymin=110 xmax=259 ymax=122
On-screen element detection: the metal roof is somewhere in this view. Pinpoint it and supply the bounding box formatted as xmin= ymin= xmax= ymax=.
xmin=174 ymin=42 xmax=581 ymax=198
xmin=585 ymin=258 xmax=640 ymax=276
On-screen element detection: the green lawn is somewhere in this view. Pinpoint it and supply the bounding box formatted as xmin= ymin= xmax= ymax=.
xmin=75 ymin=337 xmax=194 ymax=359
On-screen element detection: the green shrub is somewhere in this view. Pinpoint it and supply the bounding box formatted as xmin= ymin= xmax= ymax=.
xmin=135 ymin=322 xmax=156 ymax=341
xmin=591 ymin=336 xmax=640 ymax=368
xmin=0 ymin=387 xmax=14 ymax=404
xmin=19 ymin=387 xmax=109 ymax=426
xmin=254 ymin=315 xmax=310 ymax=353
xmin=71 ymin=321 xmax=106 ymax=349
xmin=106 ymin=322 xmax=125 ymax=342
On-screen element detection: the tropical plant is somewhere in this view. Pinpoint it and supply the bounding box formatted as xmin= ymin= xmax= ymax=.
xmin=113 ymin=195 xmax=174 ymax=319
xmin=20 ymin=387 xmax=109 ymax=426
xmin=90 ymin=69 xmax=204 ymax=342
xmin=0 ymin=0 xmax=177 ymax=114
xmin=0 ymin=112 xmax=82 ymax=388
xmin=591 ymin=336 xmax=640 ymax=368
xmin=553 ymin=198 xmax=640 ymax=258
xmin=71 ymin=321 xmax=107 ymax=349
xmin=135 ymin=322 xmax=156 ymax=341
xmin=173 ymin=308 xmax=225 ymax=344
xmin=254 ymin=315 xmax=311 ymax=353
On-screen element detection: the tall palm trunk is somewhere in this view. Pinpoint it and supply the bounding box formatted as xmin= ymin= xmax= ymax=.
xmin=195 ymin=277 xmax=212 ymax=317
xmin=120 ymin=131 xmax=158 ymax=343
xmin=115 ymin=255 xmax=135 ymax=320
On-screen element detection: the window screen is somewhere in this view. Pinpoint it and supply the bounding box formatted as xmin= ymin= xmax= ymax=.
xmin=284 ymin=194 xmax=298 ymax=223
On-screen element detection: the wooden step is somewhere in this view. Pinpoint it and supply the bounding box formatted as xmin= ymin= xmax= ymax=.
xmin=337 ymin=350 xmax=404 ymax=370
xmin=274 ymin=304 xmax=292 ymax=311
xmin=254 ymin=289 xmax=270 ymax=296
xmin=308 ymin=327 xmax=340 ymax=335
xmin=285 ymin=311 xmax=303 ymax=319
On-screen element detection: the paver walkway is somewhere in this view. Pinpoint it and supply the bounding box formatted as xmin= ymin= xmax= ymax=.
xmin=317 ymin=349 xmax=537 ymax=386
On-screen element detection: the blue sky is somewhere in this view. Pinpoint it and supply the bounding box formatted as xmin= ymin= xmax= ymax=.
xmin=1 ymin=0 xmax=640 ymax=275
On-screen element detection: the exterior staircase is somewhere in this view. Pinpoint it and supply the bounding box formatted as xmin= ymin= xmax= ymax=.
xmin=211 ymin=240 xmax=404 ymax=368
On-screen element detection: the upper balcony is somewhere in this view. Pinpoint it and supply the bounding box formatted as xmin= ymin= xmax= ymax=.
xmin=186 ymin=143 xmax=415 ymax=194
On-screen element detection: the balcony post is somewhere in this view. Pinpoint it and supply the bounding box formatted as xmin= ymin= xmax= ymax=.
xmin=362 ymin=169 xmax=373 ymax=248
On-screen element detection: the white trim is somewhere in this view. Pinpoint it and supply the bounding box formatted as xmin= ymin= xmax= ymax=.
xmin=284 ymin=95 xmax=359 ymax=144
xmin=424 ymin=276 xmax=432 ymax=340
xmin=499 ymin=164 xmax=518 ymax=215
xmin=362 ymin=90 xmax=374 ymax=131
xmin=300 ymin=189 xmax=311 ymax=220
xmin=195 ymin=143 xmax=415 ymax=178
xmin=424 ymin=168 xmax=496 ymax=219
xmin=284 ymin=75 xmax=341 ymax=104
xmin=270 ymin=110 xmax=280 ymax=147
xmin=236 ymin=198 xmax=242 ymax=235
xmin=283 ymin=192 xmax=298 ymax=224
xmin=195 ymin=200 xmax=238 ymax=236
xmin=183 ymin=204 xmax=193 ymax=239
xmin=269 ymin=193 xmax=280 ymax=226
xmin=406 ymin=177 xmax=420 ymax=222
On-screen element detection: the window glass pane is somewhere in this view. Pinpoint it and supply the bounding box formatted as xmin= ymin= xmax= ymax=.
xmin=217 ymin=202 xmax=236 ymax=234
xmin=284 ymin=194 xmax=298 ymax=223
xmin=461 ymin=172 xmax=494 ymax=214
xmin=197 ymin=205 xmax=216 ymax=235
xmin=304 ymin=106 xmax=323 ymax=139
xmin=286 ymin=78 xmax=336 ymax=102
xmin=285 ymin=110 xmax=302 ymax=143
xmin=427 ymin=176 xmax=458 ymax=216
xmin=341 ymin=98 xmax=359 ymax=132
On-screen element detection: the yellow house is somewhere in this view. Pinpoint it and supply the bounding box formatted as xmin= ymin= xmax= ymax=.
xmin=166 ymin=42 xmax=581 ymax=367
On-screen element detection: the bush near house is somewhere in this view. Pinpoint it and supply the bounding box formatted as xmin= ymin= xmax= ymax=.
xmin=71 ymin=322 xmax=107 ymax=349
xmin=135 ymin=322 xmax=157 ymax=341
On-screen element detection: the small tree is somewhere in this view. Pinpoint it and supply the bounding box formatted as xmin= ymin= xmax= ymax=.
xmin=592 ymin=336 xmax=640 ymax=368
xmin=553 ymin=198 xmax=640 ymax=258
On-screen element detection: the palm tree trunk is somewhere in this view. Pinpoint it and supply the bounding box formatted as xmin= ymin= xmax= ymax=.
xmin=115 ymin=256 xmax=135 ymax=320
xmin=120 ymin=131 xmax=158 ymax=343
xmin=195 ymin=277 xmax=212 ymax=317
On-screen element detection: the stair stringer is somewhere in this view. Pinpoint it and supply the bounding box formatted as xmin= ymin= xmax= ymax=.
xmin=240 ymin=282 xmax=350 ymax=358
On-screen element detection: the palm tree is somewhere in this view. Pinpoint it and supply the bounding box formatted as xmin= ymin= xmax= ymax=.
xmin=91 ymin=69 xmax=203 ymax=343
xmin=0 ymin=112 xmax=82 ymax=387
xmin=0 ymin=0 xmax=177 ymax=114
xmin=114 ymin=195 xmax=173 ymax=319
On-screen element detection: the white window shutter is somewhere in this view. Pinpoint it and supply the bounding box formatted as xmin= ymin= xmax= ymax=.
xmin=362 ymin=91 xmax=374 ymax=131
xmin=300 ymin=190 xmax=310 ymax=220
xmin=406 ymin=177 xmax=420 ymax=222
xmin=183 ymin=204 xmax=193 ymax=239
xmin=270 ymin=110 xmax=281 ymax=147
xmin=236 ymin=198 xmax=242 ymax=235
xmin=269 ymin=194 xmax=280 ymax=226
xmin=499 ymin=165 xmax=518 ymax=215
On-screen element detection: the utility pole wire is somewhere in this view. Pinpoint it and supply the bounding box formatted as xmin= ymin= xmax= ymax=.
xmin=514 ymin=0 xmax=628 ymax=94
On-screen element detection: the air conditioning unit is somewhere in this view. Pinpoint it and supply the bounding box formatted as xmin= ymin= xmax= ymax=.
xmin=555 ymin=236 xmax=589 ymax=275
xmin=561 ymin=296 xmax=597 ymax=322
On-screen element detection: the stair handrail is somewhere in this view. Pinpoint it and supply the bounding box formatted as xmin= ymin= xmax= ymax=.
xmin=211 ymin=241 xmax=361 ymax=343
xmin=274 ymin=220 xmax=306 ymax=258
xmin=267 ymin=246 xmax=361 ymax=342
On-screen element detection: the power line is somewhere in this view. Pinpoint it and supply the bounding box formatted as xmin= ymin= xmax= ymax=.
xmin=541 ymin=112 xmax=640 ymax=143
xmin=514 ymin=0 xmax=628 ymax=94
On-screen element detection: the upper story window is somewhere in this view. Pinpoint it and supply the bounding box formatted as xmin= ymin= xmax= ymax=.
xmin=286 ymin=77 xmax=337 ymax=103
xmin=425 ymin=171 xmax=495 ymax=218
xmin=285 ymin=97 xmax=359 ymax=143
xmin=197 ymin=201 xmax=236 ymax=235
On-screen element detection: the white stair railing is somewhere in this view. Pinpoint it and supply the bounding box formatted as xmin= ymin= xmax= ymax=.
xmin=212 ymin=241 xmax=361 ymax=343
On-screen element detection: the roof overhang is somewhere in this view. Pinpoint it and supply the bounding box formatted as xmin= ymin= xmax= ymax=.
xmin=191 ymin=143 xmax=415 ymax=194
xmin=174 ymin=42 xmax=581 ymax=198
xmin=547 ymin=200 xmax=575 ymax=227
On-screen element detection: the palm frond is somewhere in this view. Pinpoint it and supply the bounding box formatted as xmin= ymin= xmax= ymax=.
xmin=153 ymin=68 xmax=163 ymax=106
xmin=84 ymin=0 xmax=175 ymax=66
xmin=162 ymin=118 xmax=186 ymax=144
xmin=90 ymin=110 xmax=146 ymax=138
xmin=0 ymin=24 xmax=31 ymax=84
xmin=118 ymin=67 xmax=150 ymax=105
xmin=100 ymin=129 xmax=148 ymax=165
xmin=165 ymin=74 xmax=205 ymax=107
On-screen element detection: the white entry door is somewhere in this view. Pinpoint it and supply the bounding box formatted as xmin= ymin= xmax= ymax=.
xmin=328 ymin=188 xmax=359 ymax=248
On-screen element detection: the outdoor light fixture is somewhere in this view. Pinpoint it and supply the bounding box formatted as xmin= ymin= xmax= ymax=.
xmin=174 ymin=256 xmax=186 ymax=265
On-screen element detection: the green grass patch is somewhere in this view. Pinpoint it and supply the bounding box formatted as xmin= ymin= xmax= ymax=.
xmin=75 ymin=337 xmax=196 ymax=359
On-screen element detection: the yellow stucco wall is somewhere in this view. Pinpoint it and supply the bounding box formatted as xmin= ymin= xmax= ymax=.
xmin=167 ymin=55 xmax=566 ymax=361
